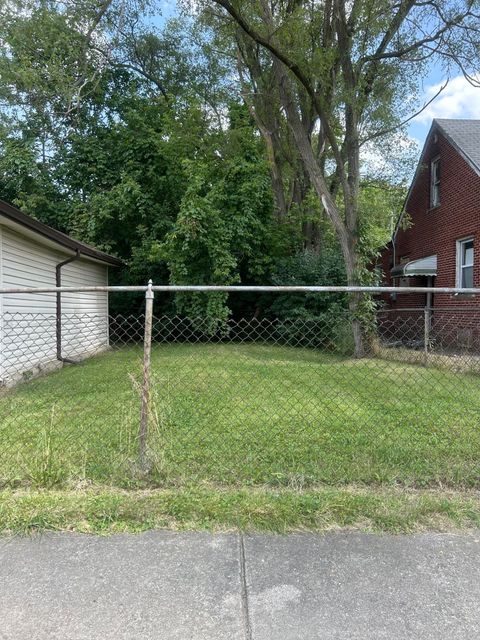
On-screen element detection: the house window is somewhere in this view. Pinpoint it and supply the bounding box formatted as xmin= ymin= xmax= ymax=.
xmin=430 ymin=158 xmax=440 ymax=208
xmin=456 ymin=238 xmax=474 ymax=288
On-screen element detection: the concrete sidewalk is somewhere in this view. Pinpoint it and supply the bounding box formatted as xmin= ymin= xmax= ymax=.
xmin=0 ymin=531 xmax=479 ymax=639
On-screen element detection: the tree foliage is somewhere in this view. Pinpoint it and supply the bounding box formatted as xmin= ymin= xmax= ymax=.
xmin=188 ymin=0 xmax=480 ymax=353
xmin=2 ymin=0 xmax=470 ymax=328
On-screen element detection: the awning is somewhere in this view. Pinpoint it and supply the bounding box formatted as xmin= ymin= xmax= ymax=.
xmin=391 ymin=255 xmax=437 ymax=278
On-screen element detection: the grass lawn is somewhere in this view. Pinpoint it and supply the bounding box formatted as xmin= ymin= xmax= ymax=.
xmin=1 ymin=342 xmax=480 ymax=533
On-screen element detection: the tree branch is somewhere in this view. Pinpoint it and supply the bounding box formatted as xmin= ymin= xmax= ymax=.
xmin=210 ymin=0 xmax=346 ymax=178
xmin=361 ymin=80 xmax=448 ymax=144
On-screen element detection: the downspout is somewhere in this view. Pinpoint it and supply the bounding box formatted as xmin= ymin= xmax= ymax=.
xmin=56 ymin=250 xmax=81 ymax=364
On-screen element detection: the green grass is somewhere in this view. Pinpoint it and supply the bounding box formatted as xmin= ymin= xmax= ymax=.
xmin=1 ymin=343 xmax=480 ymax=489
xmin=1 ymin=487 xmax=480 ymax=535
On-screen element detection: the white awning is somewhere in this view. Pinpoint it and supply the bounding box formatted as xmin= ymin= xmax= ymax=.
xmin=391 ymin=255 xmax=437 ymax=278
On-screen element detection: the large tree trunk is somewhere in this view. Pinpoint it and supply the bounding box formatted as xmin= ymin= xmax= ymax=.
xmin=264 ymin=128 xmax=288 ymax=221
xmin=342 ymin=110 xmax=365 ymax=358
xmin=272 ymin=60 xmax=365 ymax=356
xmin=343 ymin=239 xmax=365 ymax=358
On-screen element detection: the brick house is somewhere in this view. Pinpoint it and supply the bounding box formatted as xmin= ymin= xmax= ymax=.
xmin=379 ymin=119 xmax=480 ymax=349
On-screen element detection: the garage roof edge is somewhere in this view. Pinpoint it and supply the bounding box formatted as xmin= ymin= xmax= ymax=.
xmin=0 ymin=199 xmax=123 ymax=267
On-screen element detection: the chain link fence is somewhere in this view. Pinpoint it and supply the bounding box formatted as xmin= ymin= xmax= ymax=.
xmin=1 ymin=284 xmax=480 ymax=490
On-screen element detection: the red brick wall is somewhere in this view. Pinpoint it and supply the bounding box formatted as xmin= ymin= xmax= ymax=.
xmin=381 ymin=127 xmax=480 ymax=309
xmin=377 ymin=307 xmax=480 ymax=353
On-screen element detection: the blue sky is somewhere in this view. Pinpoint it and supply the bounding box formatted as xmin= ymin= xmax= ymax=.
xmin=154 ymin=1 xmax=480 ymax=149
xmin=408 ymin=67 xmax=480 ymax=146
xmin=153 ymin=0 xmax=177 ymax=24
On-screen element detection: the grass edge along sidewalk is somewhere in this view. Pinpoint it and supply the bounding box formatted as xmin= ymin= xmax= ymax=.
xmin=1 ymin=486 xmax=480 ymax=535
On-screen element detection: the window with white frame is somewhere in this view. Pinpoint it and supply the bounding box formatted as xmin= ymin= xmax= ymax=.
xmin=456 ymin=238 xmax=474 ymax=288
xmin=430 ymin=157 xmax=440 ymax=208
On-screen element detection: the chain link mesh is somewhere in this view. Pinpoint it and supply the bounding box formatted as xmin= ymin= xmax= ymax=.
xmin=1 ymin=294 xmax=480 ymax=490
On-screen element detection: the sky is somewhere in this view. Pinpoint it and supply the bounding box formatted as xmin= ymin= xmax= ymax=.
xmin=409 ymin=70 xmax=480 ymax=147
xmin=155 ymin=1 xmax=480 ymax=151
xmin=155 ymin=0 xmax=177 ymax=23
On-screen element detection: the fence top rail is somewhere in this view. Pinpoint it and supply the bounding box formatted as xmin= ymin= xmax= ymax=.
xmin=380 ymin=306 xmax=480 ymax=312
xmin=0 ymin=284 xmax=480 ymax=295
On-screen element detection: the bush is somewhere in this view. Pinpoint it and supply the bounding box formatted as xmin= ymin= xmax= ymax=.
xmin=265 ymin=249 xmax=352 ymax=352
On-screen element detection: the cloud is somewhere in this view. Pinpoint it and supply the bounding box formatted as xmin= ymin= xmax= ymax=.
xmin=415 ymin=74 xmax=480 ymax=123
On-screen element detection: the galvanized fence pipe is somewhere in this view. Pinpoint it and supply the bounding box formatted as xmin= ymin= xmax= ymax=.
xmin=139 ymin=279 xmax=154 ymax=471
xmin=424 ymin=307 xmax=431 ymax=364
xmin=1 ymin=285 xmax=480 ymax=295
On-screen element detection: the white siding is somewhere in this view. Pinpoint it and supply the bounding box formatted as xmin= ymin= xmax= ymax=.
xmin=0 ymin=226 xmax=3 ymax=383
xmin=0 ymin=224 xmax=109 ymax=385
xmin=60 ymin=260 xmax=109 ymax=361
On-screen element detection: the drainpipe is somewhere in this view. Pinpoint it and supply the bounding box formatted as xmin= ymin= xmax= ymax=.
xmin=56 ymin=250 xmax=81 ymax=364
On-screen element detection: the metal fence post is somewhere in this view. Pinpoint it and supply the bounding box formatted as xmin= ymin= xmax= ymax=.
xmin=424 ymin=305 xmax=431 ymax=365
xmin=139 ymin=279 xmax=154 ymax=471
xmin=424 ymin=280 xmax=433 ymax=365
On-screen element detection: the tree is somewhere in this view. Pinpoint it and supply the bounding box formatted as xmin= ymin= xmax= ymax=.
xmin=0 ymin=0 xmax=125 ymax=223
xmin=0 ymin=2 xmax=282 ymax=319
xmin=192 ymin=0 xmax=480 ymax=355
xmin=0 ymin=2 xmax=210 ymax=316
xmin=191 ymin=6 xmax=324 ymax=251
xmin=161 ymin=102 xmax=277 ymax=324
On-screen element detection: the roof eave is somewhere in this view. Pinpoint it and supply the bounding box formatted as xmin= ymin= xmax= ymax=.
xmin=0 ymin=199 xmax=123 ymax=267
xmin=391 ymin=121 xmax=439 ymax=243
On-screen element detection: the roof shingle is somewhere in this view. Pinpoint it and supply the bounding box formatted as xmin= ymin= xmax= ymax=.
xmin=434 ymin=119 xmax=480 ymax=176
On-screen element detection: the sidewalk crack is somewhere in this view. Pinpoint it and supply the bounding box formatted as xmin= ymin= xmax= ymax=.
xmin=239 ymin=533 xmax=253 ymax=640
